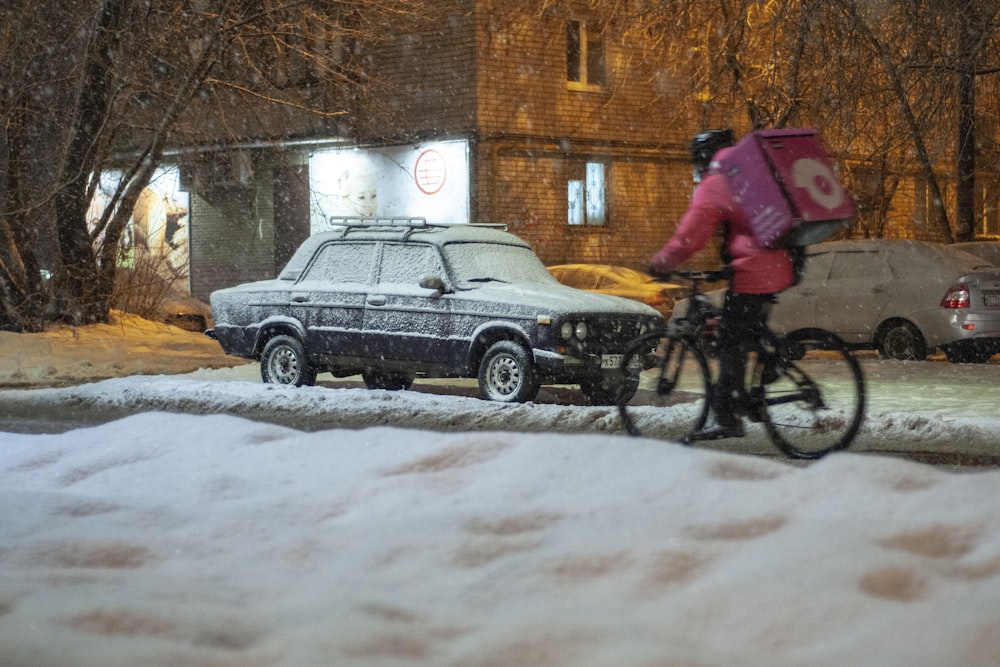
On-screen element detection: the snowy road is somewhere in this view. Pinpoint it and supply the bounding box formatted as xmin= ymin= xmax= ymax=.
xmin=1 ymin=353 xmax=998 ymax=466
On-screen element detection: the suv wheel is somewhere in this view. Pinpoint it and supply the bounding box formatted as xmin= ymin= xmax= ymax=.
xmin=362 ymin=370 xmax=414 ymax=390
xmin=260 ymin=335 xmax=317 ymax=386
xmin=478 ymin=341 xmax=539 ymax=403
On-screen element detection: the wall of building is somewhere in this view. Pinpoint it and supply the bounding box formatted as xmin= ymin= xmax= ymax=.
xmin=188 ymin=182 xmax=276 ymax=301
xmin=466 ymin=6 xmax=717 ymax=271
xmin=353 ymin=4 xmax=478 ymax=140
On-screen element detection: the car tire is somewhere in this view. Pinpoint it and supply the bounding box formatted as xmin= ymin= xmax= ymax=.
xmin=478 ymin=341 xmax=539 ymax=403
xmin=878 ymin=321 xmax=927 ymax=361
xmin=260 ymin=335 xmax=317 ymax=386
xmin=362 ymin=370 xmax=414 ymax=390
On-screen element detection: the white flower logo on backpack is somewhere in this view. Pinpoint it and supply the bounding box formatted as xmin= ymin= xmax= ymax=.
xmin=791 ymin=158 xmax=845 ymax=211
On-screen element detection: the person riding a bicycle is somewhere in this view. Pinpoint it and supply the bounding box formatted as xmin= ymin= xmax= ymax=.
xmin=650 ymin=129 xmax=796 ymax=441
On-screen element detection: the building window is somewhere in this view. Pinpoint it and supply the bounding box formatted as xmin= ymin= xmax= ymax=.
xmin=566 ymin=19 xmax=605 ymax=90
xmin=568 ymin=161 xmax=607 ymax=226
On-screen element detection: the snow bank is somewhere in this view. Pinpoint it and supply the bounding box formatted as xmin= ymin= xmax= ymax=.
xmin=1 ymin=413 xmax=999 ymax=666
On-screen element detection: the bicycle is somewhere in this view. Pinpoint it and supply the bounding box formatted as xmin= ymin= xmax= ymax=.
xmin=615 ymin=270 xmax=865 ymax=459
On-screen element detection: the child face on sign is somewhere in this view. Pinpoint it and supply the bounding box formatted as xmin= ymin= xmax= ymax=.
xmin=340 ymin=168 xmax=378 ymax=216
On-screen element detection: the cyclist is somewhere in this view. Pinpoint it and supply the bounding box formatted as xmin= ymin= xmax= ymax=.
xmin=649 ymin=129 xmax=796 ymax=441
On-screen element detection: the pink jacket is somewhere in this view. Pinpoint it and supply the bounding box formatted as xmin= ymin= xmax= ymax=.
xmin=649 ymin=166 xmax=795 ymax=294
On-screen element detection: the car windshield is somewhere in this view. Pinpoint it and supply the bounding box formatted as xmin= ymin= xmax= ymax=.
xmin=443 ymin=242 xmax=560 ymax=288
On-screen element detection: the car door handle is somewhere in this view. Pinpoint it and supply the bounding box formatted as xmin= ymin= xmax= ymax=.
xmin=367 ymin=296 xmax=387 ymax=306
xmin=291 ymin=294 xmax=309 ymax=303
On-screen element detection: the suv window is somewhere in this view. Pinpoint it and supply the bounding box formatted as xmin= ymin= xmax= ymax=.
xmin=304 ymin=243 xmax=375 ymax=283
xmin=378 ymin=243 xmax=443 ymax=286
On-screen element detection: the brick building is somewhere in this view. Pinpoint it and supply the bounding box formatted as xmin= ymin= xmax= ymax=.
xmin=179 ymin=3 xmax=722 ymax=300
xmin=157 ymin=3 xmax=1000 ymax=302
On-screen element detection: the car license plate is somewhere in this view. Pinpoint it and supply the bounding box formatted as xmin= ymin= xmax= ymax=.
xmin=601 ymin=354 xmax=623 ymax=369
xmin=601 ymin=354 xmax=642 ymax=369
xmin=985 ymin=291 xmax=1000 ymax=307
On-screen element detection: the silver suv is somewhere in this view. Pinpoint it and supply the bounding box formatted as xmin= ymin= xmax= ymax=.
xmin=207 ymin=219 xmax=663 ymax=403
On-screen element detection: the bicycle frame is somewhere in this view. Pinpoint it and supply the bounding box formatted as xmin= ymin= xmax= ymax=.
xmin=619 ymin=270 xmax=865 ymax=459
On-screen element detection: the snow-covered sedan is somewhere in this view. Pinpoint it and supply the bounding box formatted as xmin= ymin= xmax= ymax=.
xmin=207 ymin=219 xmax=663 ymax=403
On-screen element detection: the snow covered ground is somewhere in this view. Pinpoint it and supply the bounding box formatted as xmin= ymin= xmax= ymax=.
xmin=1 ymin=315 xmax=999 ymax=665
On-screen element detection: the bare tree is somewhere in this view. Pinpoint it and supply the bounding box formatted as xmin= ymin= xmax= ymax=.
xmin=0 ymin=0 xmax=437 ymax=332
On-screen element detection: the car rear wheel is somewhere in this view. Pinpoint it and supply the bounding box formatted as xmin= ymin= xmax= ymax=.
xmin=362 ymin=370 xmax=414 ymax=390
xmin=878 ymin=321 xmax=927 ymax=361
xmin=260 ymin=335 xmax=317 ymax=386
xmin=478 ymin=341 xmax=539 ymax=403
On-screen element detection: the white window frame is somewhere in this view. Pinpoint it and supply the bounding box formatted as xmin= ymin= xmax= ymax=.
xmin=568 ymin=160 xmax=608 ymax=227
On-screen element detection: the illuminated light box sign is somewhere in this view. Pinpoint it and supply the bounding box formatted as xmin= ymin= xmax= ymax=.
xmin=309 ymin=139 xmax=470 ymax=233
xmin=88 ymin=167 xmax=191 ymax=282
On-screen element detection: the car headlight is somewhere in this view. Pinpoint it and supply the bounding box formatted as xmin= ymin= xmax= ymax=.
xmin=575 ymin=322 xmax=588 ymax=340
xmin=561 ymin=322 xmax=574 ymax=341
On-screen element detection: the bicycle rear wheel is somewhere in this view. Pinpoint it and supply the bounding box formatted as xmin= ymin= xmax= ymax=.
xmin=755 ymin=330 xmax=865 ymax=459
xmin=617 ymin=331 xmax=711 ymax=441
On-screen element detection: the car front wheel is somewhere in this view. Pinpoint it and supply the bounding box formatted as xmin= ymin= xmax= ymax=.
xmin=260 ymin=335 xmax=317 ymax=386
xmin=478 ymin=341 xmax=539 ymax=403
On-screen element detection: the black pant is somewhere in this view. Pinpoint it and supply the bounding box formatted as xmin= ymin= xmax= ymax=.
xmin=714 ymin=290 xmax=774 ymax=423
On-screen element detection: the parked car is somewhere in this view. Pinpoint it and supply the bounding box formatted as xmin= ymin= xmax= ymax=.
xmin=670 ymin=239 xmax=1000 ymax=363
xmin=207 ymin=220 xmax=663 ymax=404
xmin=158 ymin=290 xmax=213 ymax=332
xmin=547 ymin=263 xmax=682 ymax=315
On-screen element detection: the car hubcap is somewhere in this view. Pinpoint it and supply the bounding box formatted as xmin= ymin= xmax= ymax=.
xmin=885 ymin=330 xmax=913 ymax=359
xmin=271 ymin=347 xmax=299 ymax=383
xmin=489 ymin=355 xmax=521 ymax=396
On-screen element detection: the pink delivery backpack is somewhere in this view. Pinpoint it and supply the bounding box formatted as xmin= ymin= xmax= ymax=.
xmin=716 ymin=128 xmax=856 ymax=248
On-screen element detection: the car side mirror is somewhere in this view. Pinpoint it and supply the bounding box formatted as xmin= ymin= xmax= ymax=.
xmin=419 ymin=274 xmax=448 ymax=296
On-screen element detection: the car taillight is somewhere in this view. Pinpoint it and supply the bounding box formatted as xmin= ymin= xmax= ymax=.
xmin=941 ymin=282 xmax=971 ymax=309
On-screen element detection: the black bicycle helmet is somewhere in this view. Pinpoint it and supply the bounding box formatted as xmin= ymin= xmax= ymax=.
xmin=687 ymin=129 xmax=735 ymax=170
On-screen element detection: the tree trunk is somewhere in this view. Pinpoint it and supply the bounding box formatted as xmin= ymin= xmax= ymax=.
xmin=51 ymin=0 xmax=125 ymax=325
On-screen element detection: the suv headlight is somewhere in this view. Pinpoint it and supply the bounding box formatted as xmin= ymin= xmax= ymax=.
xmin=561 ymin=322 xmax=574 ymax=341
xmin=575 ymin=322 xmax=588 ymax=340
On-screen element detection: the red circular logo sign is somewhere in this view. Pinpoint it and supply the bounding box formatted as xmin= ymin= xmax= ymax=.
xmin=414 ymin=149 xmax=446 ymax=195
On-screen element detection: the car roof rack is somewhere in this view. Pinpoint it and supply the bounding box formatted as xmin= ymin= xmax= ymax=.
xmin=326 ymin=217 xmax=508 ymax=235
xmin=330 ymin=216 xmax=432 ymax=228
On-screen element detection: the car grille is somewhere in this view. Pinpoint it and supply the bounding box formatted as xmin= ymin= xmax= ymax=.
xmin=581 ymin=317 xmax=651 ymax=352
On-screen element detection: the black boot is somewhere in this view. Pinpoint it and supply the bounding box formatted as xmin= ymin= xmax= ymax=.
xmin=687 ymin=401 xmax=744 ymax=442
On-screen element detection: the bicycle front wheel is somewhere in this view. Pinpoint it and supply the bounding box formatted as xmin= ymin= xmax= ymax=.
xmin=617 ymin=331 xmax=711 ymax=441
xmin=755 ymin=330 xmax=865 ymax=459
